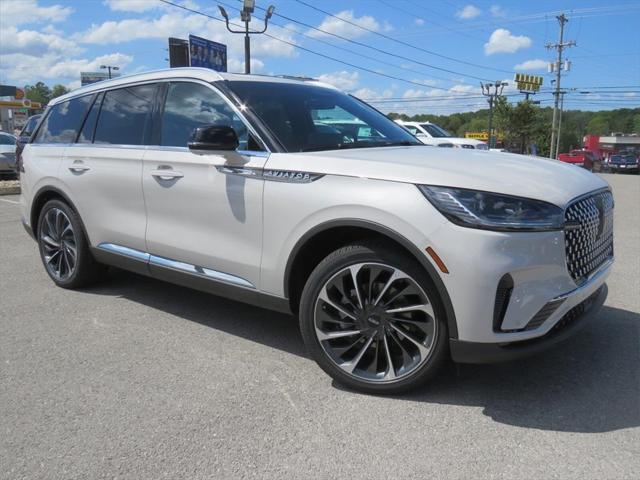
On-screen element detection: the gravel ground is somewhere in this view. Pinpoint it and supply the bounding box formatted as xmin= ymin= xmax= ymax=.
xmin=0 ymin=174 xmax=638 ymax=480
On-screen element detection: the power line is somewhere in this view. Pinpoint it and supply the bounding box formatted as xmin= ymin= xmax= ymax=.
xmin=243 ymin=1 xmax=496 ymax=83
xmin=217 ymin=1 xmax=470 ymax=89
xmin=290 ymin=0 xmax=505 ymax=80
xmin=159 ymin=0 xmax=478 ymax=91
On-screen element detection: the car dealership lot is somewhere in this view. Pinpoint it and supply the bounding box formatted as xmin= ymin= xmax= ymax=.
xmin=1 ymin=174 xmax=638 ymax=480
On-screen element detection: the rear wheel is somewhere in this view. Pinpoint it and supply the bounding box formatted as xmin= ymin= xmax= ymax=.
xmin=37 ymin=199 xmax=105 ymax=289
xmin=299 ymin=242 xmax=449 ymax=394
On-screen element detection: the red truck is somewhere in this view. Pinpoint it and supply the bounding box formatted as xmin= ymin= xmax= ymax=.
xmin=557 ymin=149 xmax=602 ymax=172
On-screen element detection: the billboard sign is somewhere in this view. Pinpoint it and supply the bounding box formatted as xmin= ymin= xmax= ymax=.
xmin=81 ymin=71 xmax=120 ymax=86
xmin=188 ymin=35 xmax=227 ymax=72
xmin=514 ymin=73 xmax=543 ymax=93
xmin=168 ymin=37 xmax=190 ymax=68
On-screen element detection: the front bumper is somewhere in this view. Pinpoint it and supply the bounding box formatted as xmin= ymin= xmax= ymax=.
xmin=609 ymin=164 xmax=639 ymax=172
xmin=450 ymin=283 xmax=607 ymax=363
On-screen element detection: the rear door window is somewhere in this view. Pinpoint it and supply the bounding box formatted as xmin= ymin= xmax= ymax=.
xmin=32 ymin=95 xmax=95 ymax=144
xmin=94 ymin=84 xmax=157 ymax=145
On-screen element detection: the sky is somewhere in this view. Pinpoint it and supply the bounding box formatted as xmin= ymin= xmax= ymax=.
xmin=0 ymin=0 xmax=639 ymax=114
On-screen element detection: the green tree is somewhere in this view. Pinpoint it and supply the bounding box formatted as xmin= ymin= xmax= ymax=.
xmin=586 ymin=115 xmax=611 ymax=135
xmin=51 ymin=84 xmax=70 ymax=99
xmin=24 ymin=82 xmax=52 ymax=104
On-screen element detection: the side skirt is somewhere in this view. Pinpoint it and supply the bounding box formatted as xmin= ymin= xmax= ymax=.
xmin=90 ymin=245 xmax=292 ymax=315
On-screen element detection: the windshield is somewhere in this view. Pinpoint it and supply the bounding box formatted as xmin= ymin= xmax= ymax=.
xmin=226 ymin=81 xmax=421 ymax=152
xmin=420 ymin=123 xmax=451 ymax=138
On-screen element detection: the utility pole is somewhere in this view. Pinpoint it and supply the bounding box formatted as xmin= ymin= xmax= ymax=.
xmin=219 ymin=1 xmax=276 ymax=74
xmin=546 ymin=13 xmax=575 ymax=159
xmin=100 ymin=65 xmax=119 ymax=79
xmin=481 ymin=81 xmax=507 ymax=149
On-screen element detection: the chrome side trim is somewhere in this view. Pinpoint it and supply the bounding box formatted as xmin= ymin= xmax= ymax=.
xmin=553 ymin=257 xmax=613 ymax=301
xmin=236 ymin=149 xmax=270 ymax=158
xmin=149 ymin=255 xmax=255 ymax=289
xmin=97 ymin=243 xmax=150 ymax=262
xmin=216 ymin=165 xmax=260 ymax=178
xmin=216 ymin=165 xmax=324 ymax=183
xmin=97 ymin=242 xmax=255 ymax=289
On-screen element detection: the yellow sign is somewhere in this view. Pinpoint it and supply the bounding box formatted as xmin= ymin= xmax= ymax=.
xmin=0 ymin=99 xmax=42 ymax=109
xmin=465 ymin=132 xmax=489 ymax=140
xmin=514 ymin=73 xmax=543 ymax=92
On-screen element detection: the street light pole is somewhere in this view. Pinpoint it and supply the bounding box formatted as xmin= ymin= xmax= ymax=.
xmin=100 ymin=65 xmax=120 ymax=79
xmin=481 ymin=81 xmax=507 ymax=149
xmin=219 ymin=1 xmax=275 ymax=74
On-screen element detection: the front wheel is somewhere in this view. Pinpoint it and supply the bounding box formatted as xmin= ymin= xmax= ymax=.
xmin=299 ymin=242 xmax=449 ymax=394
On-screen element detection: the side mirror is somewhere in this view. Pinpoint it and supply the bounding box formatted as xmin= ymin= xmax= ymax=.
xmin=188 ymin=125 xmax=239 ymax=151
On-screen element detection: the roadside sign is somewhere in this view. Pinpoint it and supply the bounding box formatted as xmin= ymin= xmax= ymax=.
xmin=80 ymin=71 xmax=120 ymax=86
xmin=514 ymin=73 xmax=543 ymax=92
xmin=189 ymin=35 xmax=227 ymax=72
xmin=0 ymin=85 xmax=17 ymax=97
xmin=169 ymin=37 xmax=190 ymax=68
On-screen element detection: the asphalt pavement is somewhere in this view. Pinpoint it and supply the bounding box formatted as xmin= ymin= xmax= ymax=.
xmin=1 ymin=174 xmax=639 ymax=479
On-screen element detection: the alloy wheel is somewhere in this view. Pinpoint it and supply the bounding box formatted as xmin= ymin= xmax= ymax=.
xmin=40 ymin=208 xmax=77 ymax=281
xmin=314 ymin=263 xmax=437 ymax=382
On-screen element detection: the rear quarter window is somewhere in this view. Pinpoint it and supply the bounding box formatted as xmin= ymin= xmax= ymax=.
xmin=32 ymin=95 xmax=95 ymax=144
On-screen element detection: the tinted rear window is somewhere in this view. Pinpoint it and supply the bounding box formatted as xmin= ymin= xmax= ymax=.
xmin=94 ymin=84 xmax=157 ymax=145
xmin=33 ymin=95 xmax=94 ymax=144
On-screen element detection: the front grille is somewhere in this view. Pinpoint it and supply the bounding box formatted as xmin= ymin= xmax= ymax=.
xmin=564 ymin=190 xmax=614 ymax=283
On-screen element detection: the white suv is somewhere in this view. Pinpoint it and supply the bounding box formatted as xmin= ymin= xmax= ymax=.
xmin=397 ymin=120 xmax=488 ymax=149
xmin=20 ymin=68 xmax=613 ymax=393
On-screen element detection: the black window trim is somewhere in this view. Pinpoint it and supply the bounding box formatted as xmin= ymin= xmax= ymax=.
xmin=74 ymin=92 xmax=100 ymax=144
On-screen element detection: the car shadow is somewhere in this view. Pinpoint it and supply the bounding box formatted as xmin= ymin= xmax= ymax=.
xmin=85 ymin=269 xmax=639 ymax=434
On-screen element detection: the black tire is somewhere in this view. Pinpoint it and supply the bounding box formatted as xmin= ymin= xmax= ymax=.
xmin=299 ymin=242 xmax=449 ymax=394
xmin=37 ymin=199 xmax=106 ymax=289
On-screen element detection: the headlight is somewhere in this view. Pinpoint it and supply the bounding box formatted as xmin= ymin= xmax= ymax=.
xmin=418 ymin=186 xmax=564 ymax=231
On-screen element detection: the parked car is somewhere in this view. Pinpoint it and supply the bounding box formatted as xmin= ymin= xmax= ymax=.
xmin=0 ymin=132 xmax=17 ymax=177
xmin=15 ymin=114 xmax=42 ymax=174
xmin=20 ymin=69 xmax=613 ymax=393
xmin=396 ymin=122 xmax=455 ymax=147
xmin=557 ymin=149 xmax=602 ymax=172
xmin=607 ymin=153 xmax=639 ymax=174
xmin=396 ymin=120 xmax=488 ymax=149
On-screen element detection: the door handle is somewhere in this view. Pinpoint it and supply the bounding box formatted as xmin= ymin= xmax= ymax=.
xmin=68 ymin=161 xmax=90 ymax=173
xmin=150 ymin=169 xmax=184 ymax=180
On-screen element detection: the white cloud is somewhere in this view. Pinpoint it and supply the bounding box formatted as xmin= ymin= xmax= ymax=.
xmin=104 ymin=0 xmax=161 ymax=12
xmin=414 ymin=18 xmax=425 ymax=26
xmin=484 ymin=29 xmax=531 ymax=55
xmin=317 ymin=71 xmax=359 ymax=90
xmin=456 ymin=5 xmax=481 ymax=20
xmin=514 ymin=59 xmax=548 ymax=71
xmin=1 ymin=26 xmax=81 ymax=56
xmin=227 ymin=58 xmax=265 ymax=74
xmin=0 ymin=0 xmax=73 ymax=28
xmin=308 ymin=10 xmax=381 ymax=40
xmin=490 ymin=5 xmax=506 ymax=18
xmin=77 ymin=14 xmax=297 ymax=59
xmin=0 ymin=52 xmax=133 ymax=85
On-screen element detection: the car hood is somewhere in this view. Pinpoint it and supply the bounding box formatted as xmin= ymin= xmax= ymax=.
xmin=275 ymin=146 xmax=608 ymax=207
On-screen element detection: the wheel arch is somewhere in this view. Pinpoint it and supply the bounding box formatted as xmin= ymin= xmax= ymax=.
xmin=284 ymin=219 xmax=459 ymax=339
xmin=30 ymin=186 xmax=88 ymax=241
